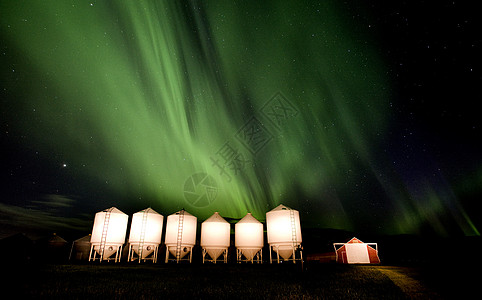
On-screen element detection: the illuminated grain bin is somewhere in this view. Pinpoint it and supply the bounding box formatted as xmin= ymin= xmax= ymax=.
xmin=266 ymin=204 xmax=303 ymax=263
xmin=164 ymin=209 xmax=197 ymax=263
xmin=89 ymin=207 xmax=128 ymax=262
xmin=201 ymin=212 xmax=230 ymax=263
xmin=235 ymin=213 xmax=263 ymax=263
xmin=127 ymin=208 xmax=164 ymax=263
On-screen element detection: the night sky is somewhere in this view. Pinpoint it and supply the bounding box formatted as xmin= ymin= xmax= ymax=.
xmin=1 ymin=0 xmax=480 ymax=239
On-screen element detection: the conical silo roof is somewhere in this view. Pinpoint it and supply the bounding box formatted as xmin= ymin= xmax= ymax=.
xmin=269 ymin=204 xmax=293 ymax=212
xmin=73 ymin=234 xmax=91 ymax=244
xmin=102 ymin=207 xmax=126 ymax=214
xmin=237 ymin=212 xmax=262 ymax=224
xmin=136 ymin=207 xmax=161 ymax=215
xmin=172 ymin=209 xmax=194 ymax=217
xmin=204 ymin=212 xmax=228 ymax=223
xmin=47 ymin=233 xmax=67 ymax=244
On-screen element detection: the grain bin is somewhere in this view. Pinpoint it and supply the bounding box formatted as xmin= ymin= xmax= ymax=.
xmin=235 ymin=213 xmax=263 ymax=263
xmin=201 ymin=212 xmax=230 ymax=263
xmin=266 ymin=204 xmax=303 ymax=263
xmin=128 ymin=208 xmax=164 ymax=263
xmin=164 ymin=209 xmax=197 ymax=263
xmin=89 ymin=207 xmax=128 ymax=262
xmin=69 ymin=234 xmax=91 ymax=261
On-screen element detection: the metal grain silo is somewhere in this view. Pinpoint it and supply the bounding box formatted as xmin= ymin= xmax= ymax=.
xmin=235 ymin=213 xmax=263 ymax=263
xmin=89 ymin=207 xmax=128 ymax=262
xmin=127 ymin=208 xmax=164 ymax=263
xmin=201 ymin=212 xmax=230 ymax=263
xmin=266 ymin=204 xmax=303 ymax=264
xmin=164 ymin=209 xmax=197 ymax=263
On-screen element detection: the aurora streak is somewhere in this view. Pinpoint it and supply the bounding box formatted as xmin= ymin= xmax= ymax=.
xmin=1 ymin=0 xmax=479 ymax=237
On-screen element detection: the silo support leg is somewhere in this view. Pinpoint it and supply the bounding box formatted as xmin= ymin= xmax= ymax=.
xmin=300 ymin=248 xmax=304 ymax=269
xmin=89 ymin=244 xmax=94 ymax=262
xmin=153 ymin=245 xmax=158 ymax=263
xmin=118 ymin=245 xmax=123 ymax=262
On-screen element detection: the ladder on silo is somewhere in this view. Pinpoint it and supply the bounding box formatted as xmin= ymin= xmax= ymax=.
xmin=137 ymin=209 xmax=148 ymax=262
xmin=99 ymin=210 xmax=111 ymax=262
xmin=289 ymin=209 xmax=297 ymax=263
xmin=175 ymin=210 xmax=185 ymax=263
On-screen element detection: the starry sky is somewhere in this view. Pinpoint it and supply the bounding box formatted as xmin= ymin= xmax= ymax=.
xmin=1 ymin=0 xmax=480 ymax=239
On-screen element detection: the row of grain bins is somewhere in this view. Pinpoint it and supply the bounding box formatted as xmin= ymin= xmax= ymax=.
xmin=88 ymin=204 xmax=303 ymax=264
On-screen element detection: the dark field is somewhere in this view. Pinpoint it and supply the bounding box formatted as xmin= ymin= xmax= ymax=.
xmin=3 ymin=262 xmax=476 ymax=299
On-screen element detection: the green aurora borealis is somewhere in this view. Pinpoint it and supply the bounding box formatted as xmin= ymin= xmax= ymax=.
xmin=1 ymin=1 xmax=479 ymax=236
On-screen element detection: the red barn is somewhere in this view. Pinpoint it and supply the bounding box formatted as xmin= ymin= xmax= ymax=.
xmin=333 ymin=237 xmax=380 ymax=264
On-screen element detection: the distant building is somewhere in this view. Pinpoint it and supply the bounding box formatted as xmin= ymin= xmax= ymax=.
xmin=0 ymin=233 xmax=33 ymax=263
xmin=333 ymin=237 xmax=380 ymax=264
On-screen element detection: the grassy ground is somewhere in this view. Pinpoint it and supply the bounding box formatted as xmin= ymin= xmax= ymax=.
xmin=4 ymin=231 xmax=478 ymax=298
xmin=5 ymin=262 xmax=466 ymax=299
xmin=4 ymin=256 xmax=478 ymax=299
